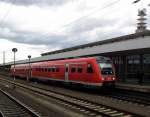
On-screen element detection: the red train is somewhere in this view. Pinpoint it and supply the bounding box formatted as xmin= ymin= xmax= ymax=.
xmin=10 ymin=56 xmax=116 ymax=86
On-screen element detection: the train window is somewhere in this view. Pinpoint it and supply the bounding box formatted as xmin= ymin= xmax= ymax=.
xmin=48 ymin=68 xmax=51 ymax=72
xmin=71 ymin=67 xmax=76 ymax=73
xmin=87 ymin=64 xmax=93 ymax=73
xmin=78 ymin=67 xmax=82 ymax=73
xmin=56 ymin=68 xmax=59 ymax=72
xmin=52 ymin=68 xmax=55 ymax=72
xmin=45 ymin=68 xmax=47 ymax=72
xmin=42 ymin=68 xmax=44 ymax=72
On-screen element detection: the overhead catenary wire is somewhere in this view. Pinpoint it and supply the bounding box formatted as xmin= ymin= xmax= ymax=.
xmin=133 ymin=0 xmax=141 ymax=4
xmin=28 ymin=0 xmax=121 ymax=41
xmin=0 ymin=0 xmax=16 ymax=27
xmin=48 ymin=0 xmax=150 ymax=45
xmin=62 ymin=0 xmax=121 ymax=28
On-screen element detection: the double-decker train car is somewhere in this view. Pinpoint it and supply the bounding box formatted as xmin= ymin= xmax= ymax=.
xmin=10 ymin=56 xmax=116 ymax=86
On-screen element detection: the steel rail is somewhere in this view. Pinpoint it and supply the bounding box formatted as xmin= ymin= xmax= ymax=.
xmin=0 ymin=88 xmax=41 ymax=117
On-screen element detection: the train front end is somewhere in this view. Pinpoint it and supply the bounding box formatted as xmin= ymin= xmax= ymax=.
xmin=96 ymin=57 xmax=116 ymax=86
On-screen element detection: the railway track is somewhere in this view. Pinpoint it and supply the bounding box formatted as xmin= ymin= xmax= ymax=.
xmin=0 ymin=78 xmax=140 ymax=117
xmin=102 ymin=89 xmax=150 ymax=107
xmin=0 ymin=88 xmax=41 ymax=117
xmin=1 ymin=74 xmax=150 ymax=108
xmin=8 ymin=77 xmax=150 ymax=107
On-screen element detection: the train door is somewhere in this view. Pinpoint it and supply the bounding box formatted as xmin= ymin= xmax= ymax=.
xmin=65 ymin=64 xmax=69 ymax=82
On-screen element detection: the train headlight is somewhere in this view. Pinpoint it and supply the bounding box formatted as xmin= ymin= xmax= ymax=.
xmin=112 ymin=77 xmax=115 ymax=80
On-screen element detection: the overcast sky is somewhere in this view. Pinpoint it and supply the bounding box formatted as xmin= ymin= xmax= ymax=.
xmin=0 ymin=0 xmax=150 ymax=63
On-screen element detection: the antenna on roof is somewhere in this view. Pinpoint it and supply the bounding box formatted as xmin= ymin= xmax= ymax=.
xmin=133 ymin=0 xmax=149 ymax=33
xmin=136 ymin=8 xmax=147 ymax=33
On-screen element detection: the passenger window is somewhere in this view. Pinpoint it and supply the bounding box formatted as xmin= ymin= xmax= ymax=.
xmin=87 ymin=64 xmax=93 ymax=73
xmin=71 ymin=67 xmax=76 ymax=73
xmin=48 ymin=68 xmax=51 ymax=72
xmin=42 ymin=68 xmax=44 ymax=72
xmin=45 ymin=68 xmax=47 ymax=72
xmin=78 ymin=67 xmax=82 ymax=73
xmin=52 ymin=68 xmax=55 ymax=72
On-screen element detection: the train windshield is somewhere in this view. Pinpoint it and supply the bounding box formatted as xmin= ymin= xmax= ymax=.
xmin=99 ymin=63 xmax=114 ymax=75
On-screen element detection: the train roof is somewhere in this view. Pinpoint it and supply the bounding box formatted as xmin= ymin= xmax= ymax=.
xmin=11 ymin=56 xmax=111 ymax=67
xmin=30 ymin=56 xmax=97 ymax=65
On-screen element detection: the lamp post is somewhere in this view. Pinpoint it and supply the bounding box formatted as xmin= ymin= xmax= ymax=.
xmin=27 ymin=55 xmax=31 ymax=81
xmin=12 ymin=48 xmax=17 ymax=81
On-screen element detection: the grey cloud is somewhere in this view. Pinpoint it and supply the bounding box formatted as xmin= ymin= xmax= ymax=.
xmin=0 ymin=25 xmax=69 ymax=48
xmin=13 ymin=32 xmax=68 ymax=46
xmin=0 ymin=23 xmax=92 ymax=49
xmin=0 ymin=16 xmax=130 ymax=50
xmin=0 ymin=18 xmax=92 ymax=49
xmin=0 ymin=0 xmax=71 ymax=7
xmin=0 ymin=22 xmax=61 ymax=45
